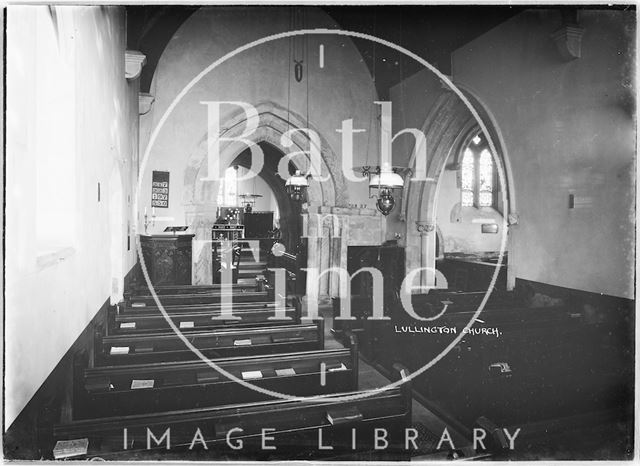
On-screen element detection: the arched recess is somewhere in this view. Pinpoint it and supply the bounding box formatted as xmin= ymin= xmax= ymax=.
xmin=231 ymin=143 xmax=301 ymax=254
xmin=182 ymin=101 xmax=344 ymax=284
xmin=401 ymin=87 xmax=516 ymax=290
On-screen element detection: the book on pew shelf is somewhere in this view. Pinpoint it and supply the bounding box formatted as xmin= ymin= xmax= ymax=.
xmin=241 ymin=370 xmax=263 ymax=380
xmin=233 ymin=339 xmax=252 ymax=346
xmin=110 ymin=346 xmax=129 ymax=355
xmin=53 ymin=438 xmax=89 ymax=459
xmin=327 ymin=362 xmax=348 ymax=372
xmin=131 ymin=302 xmax=146 ymax=308
xmin=196 ymin=371 xmax=220 ymax=383
xmin=275 ymin=368 xmax=296 ymax=377
xmin=180 ymin=321 xmax=195 ymax=329
xmin=119 ymin=322 xmax=136 ymax=329
xmin=326 ymin=406 xmax=363 ymax=426
xmin=131 ymin=379 xmax=155 ymax=390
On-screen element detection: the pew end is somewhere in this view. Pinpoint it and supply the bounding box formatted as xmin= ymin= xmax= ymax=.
xmin=343 ymin=330 xmax=359 ymax=389
xmin=391 ymin=362 xmax=413 ymax=427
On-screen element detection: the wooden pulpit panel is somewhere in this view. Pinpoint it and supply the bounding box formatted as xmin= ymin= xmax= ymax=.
xmin=139 ymin=234 xmax=194 ymax=286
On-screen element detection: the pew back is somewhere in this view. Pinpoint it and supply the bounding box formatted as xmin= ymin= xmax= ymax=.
xmin=110 ymin=306 xmax=299 ymax=334
xmin=78 ymin=344 xmax=358 ymax=418
xmin=96 ymin=322 xmax=325 ymax=365
xmin=54 ymin=380 xmax=411 ymax=461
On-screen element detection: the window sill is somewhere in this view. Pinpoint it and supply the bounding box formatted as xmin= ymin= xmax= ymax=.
xmin=36 ymin=246 xmax=76 ymax=271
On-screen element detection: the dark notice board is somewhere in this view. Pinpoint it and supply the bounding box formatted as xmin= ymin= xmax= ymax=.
xmin=151 ymin=171 xmax=170 ymax=208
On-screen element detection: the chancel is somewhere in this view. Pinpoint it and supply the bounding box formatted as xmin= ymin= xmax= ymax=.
xmin=3 ymin=4 xmax=635 ymax=463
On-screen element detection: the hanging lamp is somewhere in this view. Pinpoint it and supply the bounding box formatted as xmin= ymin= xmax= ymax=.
xmin=354 ymin=24 xmax=409 ymax=216
xmin=283 ymin=7 xmax=311 ymax=202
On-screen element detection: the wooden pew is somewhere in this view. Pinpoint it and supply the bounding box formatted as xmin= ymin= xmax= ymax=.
xmin=422 ymin=307 xmax=628 ymax=429
xmin=331 ymin=291 xmax=517 ymax=358
xmin=125 ymin=290 xmax=272 ymax=307
xmin=52 ymin=366 xmax=412 ymax=461
xmin=360 ymin=298 xmax=630 ymax=445
xmin=118 ymin=299 xmax=291 ymax=315
xmin=77 ymin=343 xmax=358 ymax=418
xmin=109 ymin=305 xmax=299 ymax=334
xmin=96 ymin=322 xmax=324 ymax=365
xmin=125 ymin=282 xmax=259 ymax=297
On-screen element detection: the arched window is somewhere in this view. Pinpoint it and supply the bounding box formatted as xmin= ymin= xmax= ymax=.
xmin=460 ymin=132 xmax=495 ymax=208
xmin=217 ymin=166 xmax=238 ymax=205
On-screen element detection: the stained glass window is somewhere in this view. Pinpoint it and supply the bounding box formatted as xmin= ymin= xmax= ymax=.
xmin=461 ymin=149 xmax=475 ymax=206
xmin=478 ymin=149 xmax=493 ymax=207
xmin=459 ymin=133 xmax=494 ymax=207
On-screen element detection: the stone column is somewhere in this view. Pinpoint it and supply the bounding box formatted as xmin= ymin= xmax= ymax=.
xmin=415 ymin=221 xmax=437 ymax=291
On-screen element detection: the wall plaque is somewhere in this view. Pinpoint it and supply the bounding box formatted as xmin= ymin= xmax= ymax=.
xmin=151 ymin=170 xmax=169 ymax=208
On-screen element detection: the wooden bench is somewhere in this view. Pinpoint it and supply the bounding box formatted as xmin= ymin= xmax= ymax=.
xmin=109 ymin=305 xmax=299 ymax=334
xmin=125 ymin=290 xmax=272 ymax=307
xmin=52 ymin=366 xmax=411 ymax=461
xmin=77 ymin=341 xmax=358 ymax=418
xmin=96 ymin=322 xmax=324 ymax=365
xmin=125 ymin=282 xmax=260 ymax=297
xmin=360 ymin=300 xmax=631 ymax=445
xmin=118 ymin=298 xmax=292 ymax=315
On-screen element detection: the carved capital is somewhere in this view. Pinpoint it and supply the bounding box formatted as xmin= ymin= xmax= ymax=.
xmin=415 ymin=221 xmax=435 ymax=234
xmin=508 ymin=212 xmax=519 ymax=226
xmin=125 ymin=50 xmax=147 ymax=81
xmin=139 ymin=93 xmax=155 ymax=115
xmin=551 ymin=25 xmax=585 ymax=61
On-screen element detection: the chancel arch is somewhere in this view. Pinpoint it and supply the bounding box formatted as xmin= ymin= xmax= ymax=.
xmin=402 ymin=87 xmax=515 ymax=291
xmin=183 ymin=103 xmax=344 ymax=284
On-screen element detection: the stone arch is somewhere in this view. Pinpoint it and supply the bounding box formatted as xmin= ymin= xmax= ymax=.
xmin=230 ymin=143 xmax=301 ymax=254
xmin=435 ymin=224 xmax=445 ymax=259
xmin=182 ymin=101 xmax=344 ymax=284
xmin=401 ymin=88 xmax=515 ymax=289
xmin=183 ymin=101 xmax=344 ymax=209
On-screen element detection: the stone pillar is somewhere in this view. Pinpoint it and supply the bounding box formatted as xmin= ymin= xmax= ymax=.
xmin=415 ymin=221 xmax=437 ymax=291
xmin=185 ymin=204 xmax=217 ymax=285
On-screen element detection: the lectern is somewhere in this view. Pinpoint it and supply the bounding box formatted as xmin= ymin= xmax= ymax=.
xmin=139 ymin=234 xmax=195 ymax=285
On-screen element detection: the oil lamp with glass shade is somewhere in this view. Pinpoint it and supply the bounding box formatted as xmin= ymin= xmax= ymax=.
xmin=355 ymin=163 xmax=407 ymax=216
xmin=285 ymin=170 xmax=309 ymax=202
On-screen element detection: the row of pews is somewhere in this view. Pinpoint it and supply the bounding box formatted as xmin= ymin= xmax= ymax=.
xmin=333 ymin=289 xmax=633 ymax=457
xmin=49 ymin=280 xmax=413 ymax=460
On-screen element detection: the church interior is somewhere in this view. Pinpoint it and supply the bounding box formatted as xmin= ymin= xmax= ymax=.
xmin=3 ymin=4 xmax=636 ymax=461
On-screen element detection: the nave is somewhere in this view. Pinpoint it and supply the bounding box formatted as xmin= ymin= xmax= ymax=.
xmin=5 ymin=248 xmax=633 ymax=461
xmin=10 ymin=267 xmax=416 ymax=461
xmin=4 ymin=4 xmax=635 ymax=462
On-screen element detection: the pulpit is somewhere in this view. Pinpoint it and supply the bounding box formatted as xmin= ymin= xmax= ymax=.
xmin=139 ymin=234 xmax=194 ymax=285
